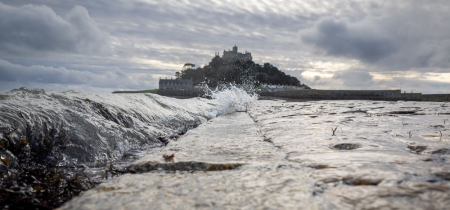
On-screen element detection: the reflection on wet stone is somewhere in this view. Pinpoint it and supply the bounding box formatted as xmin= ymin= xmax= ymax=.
xmin=342 ymin=177 xmax=382 ymax=186
xmin=431 ymin=148 xmax=450 ymax=155
xmin=128 ymin=161 xmax=244 ymax=173
xmin=407 ymin=145 xmax=428 ymax=154
xmin=331 ymin=143 xmax=361 ymax=150
xmin=60 ymin=100 xmax=450 ymax=210
xmin=434 ymin=172 xmax=450 ymax=181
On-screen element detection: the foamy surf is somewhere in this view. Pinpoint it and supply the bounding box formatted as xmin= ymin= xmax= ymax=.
xmin=0 ymin=87 xmax=257 ymax=165
xmin=203 ymin=84 xmax=259 ymax=114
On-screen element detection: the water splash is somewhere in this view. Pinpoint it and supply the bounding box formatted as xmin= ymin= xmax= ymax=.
xmin=202 ymin=84 xmax=259 ymax=114
xmin=0 ymin=86 xmax=258 ymax=165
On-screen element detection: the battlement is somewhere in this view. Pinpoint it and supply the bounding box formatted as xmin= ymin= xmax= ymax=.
xmin=214 ymin=45 xmax=252 ymax=62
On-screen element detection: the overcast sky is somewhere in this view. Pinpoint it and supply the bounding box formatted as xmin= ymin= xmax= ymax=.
xmin=1 ymin=0 xmax=449 ymax=93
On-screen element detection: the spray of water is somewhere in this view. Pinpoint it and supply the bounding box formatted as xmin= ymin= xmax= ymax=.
xmin=204 ymin=84 xmax=259 ymax=114
xmin=0 ymin=86 xmax=259 ymax=165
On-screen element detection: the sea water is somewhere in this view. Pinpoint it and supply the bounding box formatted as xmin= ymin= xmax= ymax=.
xmin=0 ymin=87 xmax=258 ymax=166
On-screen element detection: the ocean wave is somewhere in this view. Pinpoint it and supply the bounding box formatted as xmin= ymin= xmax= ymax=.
xmin=0 ymin=87 xmax=257 ymax=165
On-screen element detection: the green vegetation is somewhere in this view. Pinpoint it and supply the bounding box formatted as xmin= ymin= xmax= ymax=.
xmin=112 ymin=89 xmax=159 ymax=94
xmin=176 ymin=58 xmax=310 ymax=89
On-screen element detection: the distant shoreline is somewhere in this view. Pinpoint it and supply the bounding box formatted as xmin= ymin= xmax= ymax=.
xmin=112 ymin=89 xmax=450 ymax=102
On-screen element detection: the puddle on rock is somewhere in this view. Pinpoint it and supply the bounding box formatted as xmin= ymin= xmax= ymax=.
xmin=434 ymin=172 xmax=450 ymax=181
xmin=331 ymin=143 xmax=361 ymax=150
xmin=431 ymin=148 xmax=450 ymax=155
xmin=407 ymin=145 xmax=427 ymax=154
xmin=309 ymin=164 xmax=333 ymax=169
xmin=342 ymin=177 xmax=382 ymax=186
xmin=389 ymin=111 xmax=417 ymax=114
xmin=128 ymin=161 xmax=244 ymax=173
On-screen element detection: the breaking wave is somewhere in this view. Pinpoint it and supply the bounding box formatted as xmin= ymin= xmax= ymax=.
xmin=0 ymin=87 xmax=257 ymax=166
xmin=206 ymin=84 xmax=259 ymax=114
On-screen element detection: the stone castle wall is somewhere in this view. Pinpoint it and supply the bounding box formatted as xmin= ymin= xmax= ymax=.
xmin=422 ymin=94 xmax=450 ymax=102
xmin=260 ymin=90 xmax=450 ymax=101
xmin=156 ymin=87 xmax=450 ymax=101
xmin=159 ymin=79 xmax=193 ymax=91
xmin=260 ymin=89 xmax=422 ymax=101
xmin=157 ymin=89 xmax=204 ymax=97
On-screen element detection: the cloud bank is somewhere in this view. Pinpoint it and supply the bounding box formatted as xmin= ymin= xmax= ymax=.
xmin=0 ymin=59 xmax=156 ymax=91
xmin=0 ymin=0 xmax=449 ymax=93
xmin=301 ymin=18 xmax=396 ymax=64
xmin=300 ymin=1 xmax=450 ymax=72
xmin=0 ymin=3 xmax=110 ymax=56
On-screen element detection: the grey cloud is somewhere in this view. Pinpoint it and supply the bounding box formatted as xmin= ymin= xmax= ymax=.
xmin=333 ymin=69 xmax=374 ymax=87
xmin=0 ymin=1 xmax=318 ymax=72
xmin=0 ymin=59 xmax=157 ymax=90
xmin=373 ymin=77 xmax=450 ymax=94
xmin=285 ymin=69 xmax=376 ymax=90
xmin=2 ymin=0 xmax=315 ymax=52
xmin=0 ymin=3 xmax=110 ymax=56
xmin=300 ymin=1 xmax=450 ymax=72
xmin=283 ymin=70 xmax=329 ymax=88
xmin=285 ymin=68 xmax=450 ymax=93
xmin=301 ymin=18 xmax=396 ymax=63
xmin=1 ymin=0 xmax=450 ymax=93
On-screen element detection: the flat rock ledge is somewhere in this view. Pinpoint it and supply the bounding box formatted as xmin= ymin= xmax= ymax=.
xmin=59 ymin=100 xmax=450 ymax=210
xmin=59 ymin=112 xmax=318 ymax=210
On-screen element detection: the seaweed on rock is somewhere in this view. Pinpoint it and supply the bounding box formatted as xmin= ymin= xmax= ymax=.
xmin=0 ymin=123 xmax=94 ymax=210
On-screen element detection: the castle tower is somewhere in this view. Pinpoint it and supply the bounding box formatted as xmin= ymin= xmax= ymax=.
xmin=233 ymin=45 xmax=238 ymax=54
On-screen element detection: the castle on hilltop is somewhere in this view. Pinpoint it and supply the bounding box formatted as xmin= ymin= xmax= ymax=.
xmin=159 ymin=78 xmax=193 ymax=91
xmin=213 ymin=45 xmax=252 ymax=62
xmin=158 ymin=45 xmax=252 ymax=91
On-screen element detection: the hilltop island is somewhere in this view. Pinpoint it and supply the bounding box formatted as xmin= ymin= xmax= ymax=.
xmin=175 ymin=45 xmax=310 ymax=89
xmin=115 ymin=46 xmax=450 ymax=102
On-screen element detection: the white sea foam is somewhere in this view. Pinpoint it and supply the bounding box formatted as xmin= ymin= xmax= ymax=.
xmin=203 ymin=84 xmax=259 ymax=115
xmin=0 ymin=86 xmax=257 ymax=165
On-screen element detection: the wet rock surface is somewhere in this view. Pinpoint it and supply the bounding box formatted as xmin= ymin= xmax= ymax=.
xmin=60 ymin=100 xmax=450 ymax=210
xmin=249 ymin=100 xmax=450 ymax=209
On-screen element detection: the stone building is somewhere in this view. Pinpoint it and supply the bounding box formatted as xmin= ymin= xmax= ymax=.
xmin=159 ymin=78 xmax=193 ymax=91
xmin=213 ymin=45 xmax=252 ymax=62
